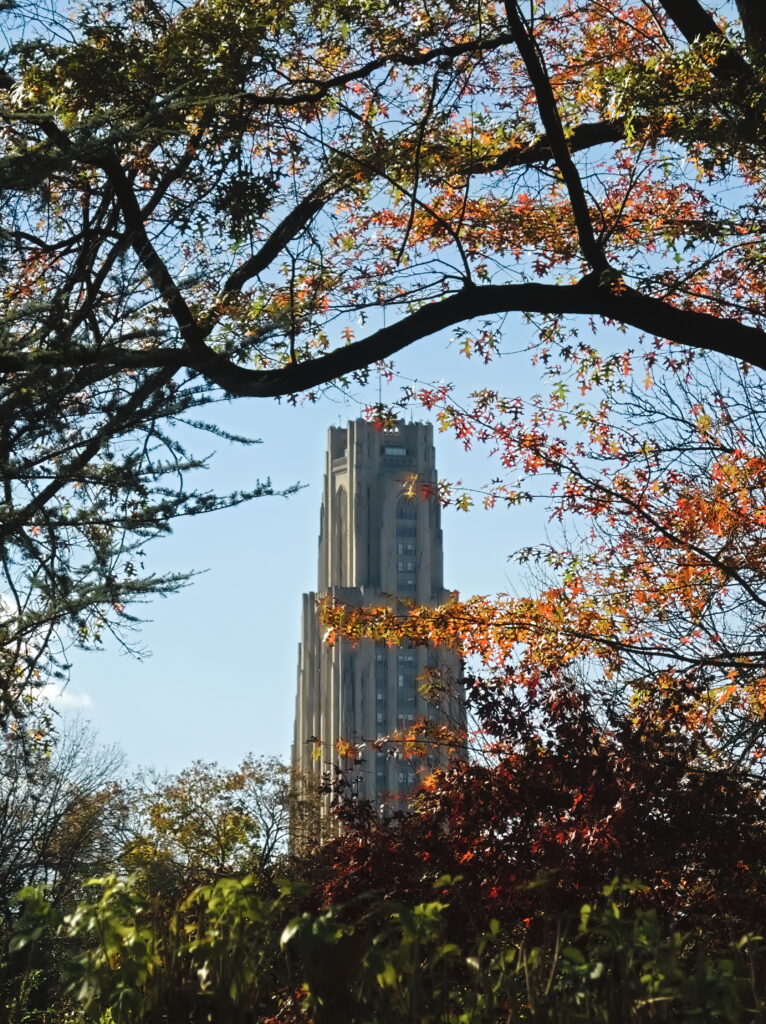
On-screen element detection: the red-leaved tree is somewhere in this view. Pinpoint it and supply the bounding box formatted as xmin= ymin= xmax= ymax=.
xmin=320 ymin=351 xmax=766 ymax=938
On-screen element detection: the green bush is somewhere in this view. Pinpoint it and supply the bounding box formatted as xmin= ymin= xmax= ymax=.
xmin=3 ymin=875 xmax=764 ymax=1023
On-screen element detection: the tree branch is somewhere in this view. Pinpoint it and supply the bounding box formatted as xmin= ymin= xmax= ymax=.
xmin=242 ymin=33 xmax=515 ymax=109
xmin=504 ymin=1 xmax=609 ymax=273
xmin=220 ymin=189 xmax=329 ymax=297
xmin=735 ymin=0 xmax=766 ymax=56
xmin=193 ymin=279 xmax=766 ymax=397
xmin=464 ymin=118 xmax=630 ymax=175
xmin=657 ymin=0 xmax=728 ymax=45
xmin=3 ymin=280 xmax=766 ymax=395
xmin=98 ymin=155 xmax=206 ymax=355
xmin=657 ymin=0 xmax=754 ymax=79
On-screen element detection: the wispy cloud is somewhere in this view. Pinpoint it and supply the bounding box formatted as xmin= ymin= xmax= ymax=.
xmin=39 ymin=684 xmax=93 ymax=709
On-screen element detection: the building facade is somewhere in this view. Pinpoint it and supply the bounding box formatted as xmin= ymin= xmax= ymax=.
xmin=293 ymin=419 xmax=464 ymax=812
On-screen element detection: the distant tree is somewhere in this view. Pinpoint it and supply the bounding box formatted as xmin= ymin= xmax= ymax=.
xmin=5 ymin=0 xmax=766 ymax=718
xmin=0 ymin=717 xmax=125 ymax=926
xmin=120 ymin=756 xmax=302 ymax=901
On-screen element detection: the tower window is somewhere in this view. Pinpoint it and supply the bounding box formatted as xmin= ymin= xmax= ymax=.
xmin=396 ymin=499 xmax=417 ymax=520
xmin=396 ymin=499 xmax=417 ymax=550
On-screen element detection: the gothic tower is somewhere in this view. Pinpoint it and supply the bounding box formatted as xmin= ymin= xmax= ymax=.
xmin=293 ymin=419 xmax=463 ymax=813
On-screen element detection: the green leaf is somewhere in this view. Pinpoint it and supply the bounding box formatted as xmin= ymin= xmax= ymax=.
xmin=376 ymin=961 xmax=398 ymax=988
xmin=280 ymin=918 xmax=301 ymax=947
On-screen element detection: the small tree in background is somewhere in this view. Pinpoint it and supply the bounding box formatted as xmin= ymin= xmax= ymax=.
xmin=121 ymin=756 xmax=301 ymax=899
xmin=0 ymin=716 xmax=126 ymax=926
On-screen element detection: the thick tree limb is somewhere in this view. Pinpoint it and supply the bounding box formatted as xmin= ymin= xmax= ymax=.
xmin=736 ymin=0 xmax=766 ymax=56
xmin=190 ymin=279 xmax=766 ymax=397
xmin=504 ymin=1 xmax=609 ymax=273
xmin=657 ymin=0 xmax=727 ymax=44
xmin=4 ymin=280 xmax=764 ymax=397
xmin=465 ymin=119 xmax=629 ymax=176
xmin=657 ymin=0 xmax=754 ymax=80
xmin=99 ymin=154 xmax=206 ymax=354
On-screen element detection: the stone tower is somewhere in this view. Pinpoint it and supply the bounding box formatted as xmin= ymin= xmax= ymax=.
xmin=293 ymin=419 xmax=463 ymax=812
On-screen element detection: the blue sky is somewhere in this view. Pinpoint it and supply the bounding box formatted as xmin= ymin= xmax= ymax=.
xmin=54 ymin=319 xmax=559 ymax=773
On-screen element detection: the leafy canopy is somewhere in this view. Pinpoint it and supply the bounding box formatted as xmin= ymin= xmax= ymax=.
xmin=4 ymin=0 xmax=766 ymax=717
